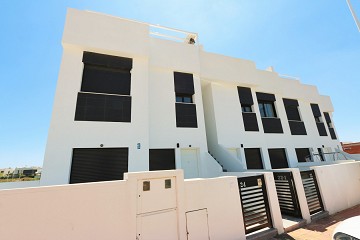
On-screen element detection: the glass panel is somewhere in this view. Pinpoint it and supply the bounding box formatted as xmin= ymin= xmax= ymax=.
xmin=176 ymin=96 xmax=183 ymax=102
xmin=264 ymin=103 xmax=276 ymax=117
xmin=242 ymin=105 xmax=252 ymax=112
xmin=183 ymin=96 xmax=192 ymax=103
xmin=258 ymin=103 xmax=266 ymax=117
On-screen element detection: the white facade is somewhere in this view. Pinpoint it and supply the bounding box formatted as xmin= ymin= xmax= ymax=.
xmin=41 ymin=9 xmax=340 ymax=186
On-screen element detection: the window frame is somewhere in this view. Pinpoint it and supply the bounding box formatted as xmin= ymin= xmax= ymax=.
xmin=258 ymin=101 xmax=277 ymax=118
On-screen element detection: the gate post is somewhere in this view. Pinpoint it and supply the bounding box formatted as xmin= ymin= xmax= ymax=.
xmin=262 ymin=172 xmax=284 ymax=234
xmin=289 ymin=168 xmax=311 ymax=223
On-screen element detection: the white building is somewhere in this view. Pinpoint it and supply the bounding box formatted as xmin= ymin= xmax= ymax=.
xmin=41 ymin=9 xmax=340 ymax=186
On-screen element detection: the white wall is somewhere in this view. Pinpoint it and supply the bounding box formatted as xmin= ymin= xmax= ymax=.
xmin=184 ymin=177 xmax=245 ymax=239
xmin=0 ymin=170 xmax=246 ymax=240
xmin=312 ymin=162 xmax=360 ymax=215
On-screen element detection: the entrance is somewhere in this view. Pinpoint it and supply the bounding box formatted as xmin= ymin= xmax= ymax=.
xmin=181 ymin=149 xmax=199 ymax=178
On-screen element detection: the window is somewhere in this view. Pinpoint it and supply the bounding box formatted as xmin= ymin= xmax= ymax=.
xmin=176 ymin=94 xmax=193 ymax=103
xmin=238 ymin=87 xmax=259 ymax=131
xmin=74 ymin=52 xmax=133 ymax=122
xmin=283 ymin=98 xmax=306 ymax=135
xmin=174 ymin=72 xmax=197 ymax=128
xmin=315 ymin=116 xmax=322 ymax=123
xmin=241 ymin=105 xmax=252 ymax=113
xmin=295 ymin=148 xmax=311 ymax=162
xmin=244 ymin=148 xmax=264 ymax=169
xmin=258 ymin=101 xmax=277 ymax=118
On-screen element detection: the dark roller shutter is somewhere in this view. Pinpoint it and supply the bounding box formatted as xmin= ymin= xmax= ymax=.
xmin=283 ymin=98 xmax=299 ymax=107
xmin=237 ymin=87 xmax=254 ymax=105
xmin=295 ymin=148 xmax=310 ymax=163
xmin=283 ymin=99 xmax=301 ymax=121
xmin=289 ymin=121 xmax=307 ymax=135
xmin=242 ymin=113 xmax=259 ymax=131
xmin=261 ymin=118 xmax=284 ymax=133
xmin=70 ymin=148 xmax=128 ymax=184
xmin=149 ymin=149 xmax=176 ymax=171
xmin=75 ymin=93 xmax=131 ymax=122
xmin=83 ymin=52 xmax=132 ymax=70
xmin=323 ymin=112 xmax=331 ymax=123
xmin=268 ymin=149 xmax=289 ymax=169
xmin=174 ymin=72 xmax=195 ymax=95
xmin=316 ymin=122 xmax=328 ymax=136
xmin=256 ymin=92 xmax=276 ymax=102
xmin=310 ymin=104 xmax=322 ymax=117
xmin=175 ymin=103 xmax=198 ymax=128
xmin=81 ymin=65 xmax=131 ymax=95
xmin=244 ymin=148 xmax=264 ymax=169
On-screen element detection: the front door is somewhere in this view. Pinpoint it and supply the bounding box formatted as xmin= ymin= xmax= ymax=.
xmin=181 ymin=149 xmax=199 ymax=178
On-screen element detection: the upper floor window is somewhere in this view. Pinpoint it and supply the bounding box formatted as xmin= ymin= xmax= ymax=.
xmin=74 ymin=52 xmax=133 ymax=122
xmin=258 ymin=101 xmax=277 ymax=118
xmin=176 ymin=94 xmax=193 ymax=103
xmin=241 ymin=105 xmax=252 ymax=113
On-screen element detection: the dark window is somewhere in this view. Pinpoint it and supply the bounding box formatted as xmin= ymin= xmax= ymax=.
xmin=295 ymin=148 xmax=311 ymax=162
xmin=238 ymin=87 xmax=259 ymax=132
xmin=149 ymin=149 xmax=176 ymax=171
xmin=174 ymin=72 xmax=197 ymax=128
xmin=176 ymin=94 xmax=193 ymax=103
xmin=268 ymin=148 xmax=289 ymax=169
xmin=285 ymin=105 xmax=301 ymax=121
xmin=283 ymin=98 xmax=306 ymax=135
xmin=241 ymin=105 xmax=252 ymax=113
xmin=244 ymin=148 xmax=264 ymax=169
xmin=315 ymin=116 xmax=322 ymax=123
xmin=175 ymin=103 xmax=198 ymax=128
xmin=70 ymin=148 xmax=128 ymax=184
xmin=310 ymin=104 xmax=328 ymax=136
xmin=258 ymin=101 xmax=277 ymax=118
xmin=75 ymin=52 xmax=133 ymax=122
xmin=75 ymin=93 xmax=131 ymax=122
xmin=324 ymin=112 xmax=337 ymax=139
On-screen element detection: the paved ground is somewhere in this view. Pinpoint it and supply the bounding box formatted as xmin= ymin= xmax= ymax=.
xmin=273 ymin=205 xmax=360 ymax=240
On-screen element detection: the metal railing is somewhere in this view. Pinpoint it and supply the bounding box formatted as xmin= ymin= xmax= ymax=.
xmin=305 ymin=151 xmax=349 ymax=162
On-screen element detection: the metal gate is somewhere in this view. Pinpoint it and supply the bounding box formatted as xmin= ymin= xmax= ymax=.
xmin=300 ymin=170 xmax=324 ymax=215
xmin=273 ymin=172 xmax=302 ymax=218
xmin=237 ymin=175 xmax=272 ymax=234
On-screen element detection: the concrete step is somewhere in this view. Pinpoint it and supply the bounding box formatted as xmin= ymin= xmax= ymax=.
xmin=283 ymin=218 xmax=306 ymax=233
xmin=246 ymin=228 xmax=278 ymax=240
xmin=311 ymin=211 xmax=329 ymax=222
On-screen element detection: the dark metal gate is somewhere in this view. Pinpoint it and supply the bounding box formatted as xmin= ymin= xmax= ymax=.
xmin=237 ymin=175 xmax=272 ymax=234
xmin=273 ymin=172 xmax=302 ymax=218
xmin=300 ymin=170 xmax=324 ymax=215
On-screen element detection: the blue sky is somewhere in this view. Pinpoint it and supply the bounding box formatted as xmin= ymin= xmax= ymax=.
xmin=0 ymin=1 xmax=359 ymax=168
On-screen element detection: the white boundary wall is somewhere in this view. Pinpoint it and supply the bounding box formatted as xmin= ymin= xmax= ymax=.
xmin=0 ymin=170 xmax=245 ymax=240
xmin=312 ymin=162 xmax=360 ymax=215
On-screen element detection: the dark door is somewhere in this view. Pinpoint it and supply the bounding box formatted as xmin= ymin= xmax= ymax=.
xmin=70 ymin=148 xmax=128 ymax=184
xmin=149 ymin=149 xmax=176 ymax=171
xmin=273 ymin=172 xmax=302 ymax=218
xmin=301 ymin=170 xmax=324 ymax=215
xmin=244 ymin=148 xmax=264 ymax=169
xmin=237 ymin=175 xmax=272 ymax=234
xmin=268 ymin=148 xmax=289 ymax=169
